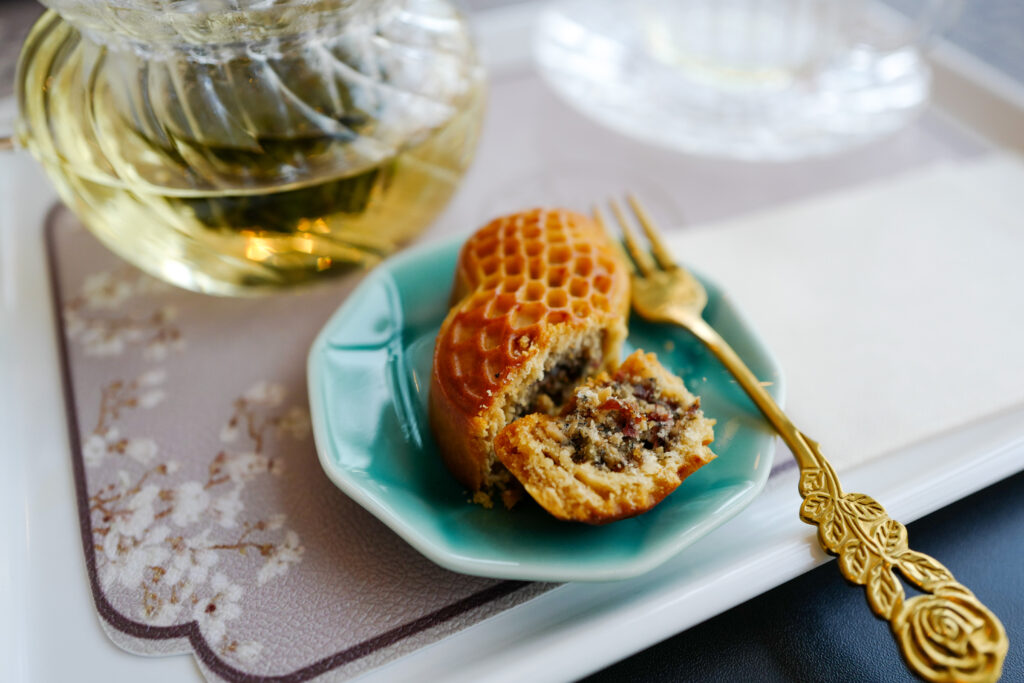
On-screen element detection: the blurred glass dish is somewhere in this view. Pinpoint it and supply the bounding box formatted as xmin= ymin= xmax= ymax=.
xmin=535 ymin=0 xmax=962 ymax=161
xmin=15 ymin=0 xmax=484 ymax=295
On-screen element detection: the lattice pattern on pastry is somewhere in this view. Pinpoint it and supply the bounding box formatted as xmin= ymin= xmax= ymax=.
xmin=437 ymin=209 xmax=628 ymax=413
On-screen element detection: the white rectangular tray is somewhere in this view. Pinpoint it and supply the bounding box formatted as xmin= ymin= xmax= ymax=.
xmin=3 ymin=3 xmax=1024 ymax=681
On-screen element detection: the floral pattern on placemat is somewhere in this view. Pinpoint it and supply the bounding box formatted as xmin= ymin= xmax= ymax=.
xmin=86 ymin=371 xmax=310 ymax=666
xmin=47 ymin=206 xmax=551 ymax=682
xmin=64 ymin=267 xmax=184 ymax=359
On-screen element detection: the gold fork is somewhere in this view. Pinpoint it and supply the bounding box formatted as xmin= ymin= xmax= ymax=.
xmin=597 ymin=195 xmax=1008 ymax=683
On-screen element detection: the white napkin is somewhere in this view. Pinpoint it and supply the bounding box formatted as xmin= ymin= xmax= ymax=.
xmin=668 ymin=153 xmax=1024 ymax=471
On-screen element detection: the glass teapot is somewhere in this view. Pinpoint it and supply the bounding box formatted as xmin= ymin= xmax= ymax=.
xmin=14 ymin=0 xmax=485 ymax=294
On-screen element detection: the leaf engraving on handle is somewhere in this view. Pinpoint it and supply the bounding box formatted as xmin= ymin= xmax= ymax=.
xmin=838 ymin=538 xmax=876 ymax=584
xmin=818 ymin=514 xmax=849 ymax=553
xmin=799 ymin=492 xmax=833 ymax=525
xmin=798 ymin=468 xmax=825 ymax=496
xmin=838 ymin=493 xmax=886 ymax=522
xmin=896 ymin=550 xmax=955 ymax=591
xmin=866 ymin=564 xmax=904 ymax=620
xmin=872 ymin=518 xmax=909 ymax=558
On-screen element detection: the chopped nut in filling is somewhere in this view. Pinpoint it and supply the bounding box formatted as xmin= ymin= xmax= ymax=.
xmin=562 ymin=376 xmax=701 ymax=472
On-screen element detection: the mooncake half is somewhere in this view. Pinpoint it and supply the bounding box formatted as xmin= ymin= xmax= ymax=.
xmin=429 ymin=208 xmax=630 ymax=507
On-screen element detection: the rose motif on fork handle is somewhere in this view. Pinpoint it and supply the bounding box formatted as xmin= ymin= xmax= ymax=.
xmin=892 ymin=584 xmax=1008 ymax=683
xmin=796 ymin=439 xmax=1008 ymax=683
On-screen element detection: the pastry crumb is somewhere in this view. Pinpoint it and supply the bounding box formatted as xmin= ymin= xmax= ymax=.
xmin=471 ymin=491 xmax=494 ymax=509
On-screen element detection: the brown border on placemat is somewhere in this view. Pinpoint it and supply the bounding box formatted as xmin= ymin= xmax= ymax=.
xmin=44 ymin=205 xmax=530 ymax=682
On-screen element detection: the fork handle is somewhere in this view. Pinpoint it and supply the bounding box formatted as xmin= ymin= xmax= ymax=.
xmin=671 ymin=311 xmax=1008 ymax=683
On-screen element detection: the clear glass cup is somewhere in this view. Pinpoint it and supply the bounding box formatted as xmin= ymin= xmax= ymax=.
xmin=535 ymin=0 xmax=962 ymax=161
xmin=13 ymin=0 xmax=485 ymax=295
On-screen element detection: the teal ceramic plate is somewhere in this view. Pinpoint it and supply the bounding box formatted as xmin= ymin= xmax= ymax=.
xmin=307 ymin=238 xmax=784 ymax=582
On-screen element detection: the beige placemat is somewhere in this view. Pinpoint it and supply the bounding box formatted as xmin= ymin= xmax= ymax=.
xmin=46 ymin=207 xmax=552 ymax=682
xmin=669 ymin=152 xmax=1024 ymax=472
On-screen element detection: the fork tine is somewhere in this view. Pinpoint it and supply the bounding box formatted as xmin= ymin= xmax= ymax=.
xmin=610 ymin=199 xmax=657 ymax=276
xmin=627 ymin=194 xmax=677 ymax=271
xmin=592 ymin=206 xmax=636 ymax=275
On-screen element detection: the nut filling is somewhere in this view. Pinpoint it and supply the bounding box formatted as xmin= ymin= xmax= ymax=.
xmin=494 ymin=350 xmax=716 ymax=523
xmin=563 ymin=376 xmax=701 ymax=472
xmin=508 ymin=335 xmax=604 ymax=421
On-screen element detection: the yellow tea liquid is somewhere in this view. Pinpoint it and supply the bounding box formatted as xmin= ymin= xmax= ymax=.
xmin=18 ymin=12 xmax=484 ymax=294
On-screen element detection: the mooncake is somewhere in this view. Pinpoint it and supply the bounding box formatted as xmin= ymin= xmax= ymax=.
xmin=429 ymin=208 xmax=630 ymax=507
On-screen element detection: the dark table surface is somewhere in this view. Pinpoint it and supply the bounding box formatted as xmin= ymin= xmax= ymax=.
xmin=2 ymin=1 xmax=1022 ymax=681
xmin=586 ymin=470 xmax=1024 ymax=682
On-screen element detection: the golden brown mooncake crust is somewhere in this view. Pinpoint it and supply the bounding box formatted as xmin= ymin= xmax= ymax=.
xmin=429 ymin=208 xmax=630 ymax=500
